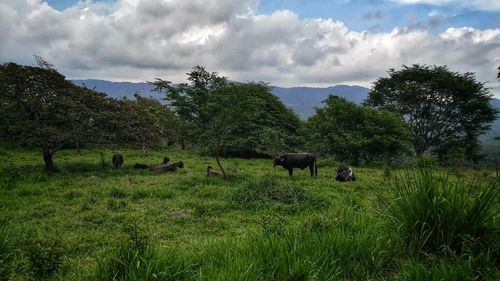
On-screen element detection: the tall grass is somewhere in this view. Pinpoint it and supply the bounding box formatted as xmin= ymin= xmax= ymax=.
xmin=385 ymin=169 xmax=500 ymax=257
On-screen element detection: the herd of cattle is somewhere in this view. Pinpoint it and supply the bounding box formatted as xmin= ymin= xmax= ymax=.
xmin=111 ymin=152 xmax=356 ymax=182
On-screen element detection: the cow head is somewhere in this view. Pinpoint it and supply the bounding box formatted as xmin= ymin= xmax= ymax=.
xmin=273 ymin=155 xmax=285 ymax=167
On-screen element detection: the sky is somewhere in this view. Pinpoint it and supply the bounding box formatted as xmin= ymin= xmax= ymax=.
xmin=1 ymin=0 xmax=499 ymax=96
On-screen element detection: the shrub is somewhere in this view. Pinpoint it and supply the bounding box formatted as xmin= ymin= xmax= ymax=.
xmin=24 ymin=238 xmax=64 ymax=279
xmin=385 ymin=169 xmax=500 ymax=257
xmin=92 ymin=225 xmax=190 ymax=281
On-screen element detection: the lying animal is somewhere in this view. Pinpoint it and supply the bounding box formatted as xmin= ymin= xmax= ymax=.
xmin=133 ymin=163 xmax=150 ymax=170
xmin=273 ymin=153 xmax=317 ymax=177
xmin=207 ymin=166 xmax=223 ymax=178
xmin=112 ymin=153 xmax=124 ymax=169
xmin=162 ymin=156 xmax=170 ymax=164
xmin=336 ymin=166 xmax=356 ymax=182
xmin=152 ymin=161 xmax=184 ymax=174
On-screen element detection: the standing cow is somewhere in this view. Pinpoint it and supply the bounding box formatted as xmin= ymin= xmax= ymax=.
xmin=112 ymin=153 xmax=124 ymax=169
xmin=273 ymin=153 xmax=317 ymax=177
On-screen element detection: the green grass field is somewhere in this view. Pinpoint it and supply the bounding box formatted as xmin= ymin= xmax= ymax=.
xmin=0 ymin=146 xmax=498 ymax=280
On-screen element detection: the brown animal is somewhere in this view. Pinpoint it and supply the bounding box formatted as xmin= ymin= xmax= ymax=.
xmin=112 ymin=153 xmax=124 ymax=169
xmin=152 ymin=161 xmax=184 ymax=174
xmin=207 ymin=166 xmax=223 ymax=177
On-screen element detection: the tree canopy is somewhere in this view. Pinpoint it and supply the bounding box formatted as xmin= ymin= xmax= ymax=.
xmin=0 ymin=62 xmax=163 ymax=170
xmin=365 ymin=64 xmax=497 ymax=159
xmin=304 ymin=95 xmax=411 ymax=164
xmin=151 ymin=66 xmax=302 ymax=158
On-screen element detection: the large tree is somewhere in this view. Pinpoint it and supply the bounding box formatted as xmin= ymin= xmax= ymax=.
xmin=151 ymin=66 xmax=301 ymax=176
xmin=151 ymin=66 xmax=301 ymax=155
xmin=305 ymin=96 xmax=412 ymax=164
xmin=365 ymin=65 xmax=497 ymax=158
xmin=0 ymin=62 xmax=161 ymax=170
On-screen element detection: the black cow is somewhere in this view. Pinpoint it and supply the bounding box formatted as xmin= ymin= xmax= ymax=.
xmin=152 ymin=161 xmax=184 ymax=174
xmin=112 ymin=153 xmax=124 ymax=169
xmin=162 ymin=156 xmax=170 ymax=164
xmin=336 ymin=166 xmax=356 ymax=182
xmin=273 ymin=153 xmax=317 ymax=177
xmin=133 ymin=163 xmax=150 ymax=170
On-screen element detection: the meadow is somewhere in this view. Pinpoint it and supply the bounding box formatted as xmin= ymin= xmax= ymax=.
xmin=0 ymin=146 xmax=498 ymax=280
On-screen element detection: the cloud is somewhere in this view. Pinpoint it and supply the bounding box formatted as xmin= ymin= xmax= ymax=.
xmin=387 ymin=0 xmax=500 ymax=12
xmin=0 ymin=0 xmax=499 ymax=97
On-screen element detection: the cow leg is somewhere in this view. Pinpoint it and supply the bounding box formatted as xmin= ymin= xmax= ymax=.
xmin=288 ymin=168 xmax=293 ymax=176
xmin=309 ymin=165 xmax=314 ymax=177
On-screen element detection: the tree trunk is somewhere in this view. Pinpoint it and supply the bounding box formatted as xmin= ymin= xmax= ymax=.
xmin=495 ymin=157 xmax=499 ymax=178
xmin=76 ymin=141 xmax=81 ymax=154
xmin=100 ymin=151 xmax=105 ymax=168
xmin=215 ymin=149 xmax=227 ymax=179
xmin=43 ymin=149 xmax=55 ymax=171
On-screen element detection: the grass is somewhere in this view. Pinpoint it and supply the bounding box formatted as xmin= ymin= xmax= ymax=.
xmin=0 ymin=146 xmax=498 ymax=280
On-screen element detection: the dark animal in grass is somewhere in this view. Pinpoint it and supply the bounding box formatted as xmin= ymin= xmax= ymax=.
xmin=273 ymin=153 xmax=317 ymax=177
xmin=152 ymin=161 xmax=184 ymax=174
xmin=112 ymin=153 xmax=124 ymax=169
xmin=162 ymin=156 xmax=170 ymax=164
xmin=336 ymin=166 xmax=356 ymax=182
xmin=207 ymin=166 xmax=223 ymax=178
xmin=133 ymin=163 xmax=150 ymax=170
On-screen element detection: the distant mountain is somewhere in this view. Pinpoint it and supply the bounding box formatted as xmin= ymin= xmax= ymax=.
xmin=271 ymin=85 xmax=369 ymax=118
xmin=72 ymin=79 xmax=158 ymax=99
xmin=72 ymin=79 xmax=499 ymax=137
xmin=72 ymin=79 xmax=369 ymax=118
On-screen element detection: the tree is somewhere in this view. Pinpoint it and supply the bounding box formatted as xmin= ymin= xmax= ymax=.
xmin=365 ymin=65 xmax=497 ymax=158
xmin=304 ymin=96 xmax=411 ymax=164
xmin=0 ymin=62 xmax=161 ymax=170
xmin=131 ymin=93 xmax=179 ymax=147
xmin=152 ymin=66 xmax=301 ymax=156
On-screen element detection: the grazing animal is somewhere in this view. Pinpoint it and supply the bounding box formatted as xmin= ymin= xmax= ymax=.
xmin=273 ymin=153 xmax=317 ymax=177
xmin=133 ymin=163 xmax=150 ymax=170
xmin=112 ymin=153 xmax=124 ymax=169
xmin=152 ymin=161 xmax=184 ymax=174
xmin=162 ymin=156 xmax=170 ymax=164
xmin=336 ymin=166 xmax=356 ymax=182
xmin=207 ymin=166 xmax=223 ymax=178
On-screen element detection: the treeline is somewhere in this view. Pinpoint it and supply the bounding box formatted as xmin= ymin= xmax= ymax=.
xmin=0 ymin=60 xmax=497 ymax=170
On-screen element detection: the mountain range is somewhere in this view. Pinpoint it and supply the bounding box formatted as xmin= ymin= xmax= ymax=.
xmin=72 ymin=79 xmax=500 ymax=138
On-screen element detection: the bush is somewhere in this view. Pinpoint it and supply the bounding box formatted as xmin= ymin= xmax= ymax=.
xmin=92 ymin=225 xmax=190 ymax=281
xmin=385 ymin=169 xmax=500 ymax=257
xmin=24 ymin=238 xmax=64 ymax=279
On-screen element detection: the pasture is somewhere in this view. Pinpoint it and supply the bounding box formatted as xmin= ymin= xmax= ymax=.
xmin=0 ymin=146 xmax=498 ymax=280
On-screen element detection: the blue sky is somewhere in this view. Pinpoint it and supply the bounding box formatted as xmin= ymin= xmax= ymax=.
xmin=2 ymin=0 xmax=499 ymax=96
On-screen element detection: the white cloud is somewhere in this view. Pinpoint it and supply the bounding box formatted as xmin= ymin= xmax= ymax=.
xmin=0 ymin=0 xmax=499 ymax=97
xmin=388 ymin=0 xmax=500 ymax=11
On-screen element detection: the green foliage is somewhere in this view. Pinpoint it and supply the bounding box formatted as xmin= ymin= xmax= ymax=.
xmin=151 ymin=66 xmax=301 ymax=158
xmin=366 ymin=64 xmax=497 ymax=158
xmin=0 ymin=61 xmax=163 ymax=170
xmin=385 ymin=169 xmax=500 ymax=256
xmin=92 ymin=225 xmax=190 ymax=281
xmin=0 ymin=229 xmax=18 ymax=280
xmin=305 ymin=95 xmax=412 ymax=164
xmin=25 ymin=238 xmax=64 ymax=279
